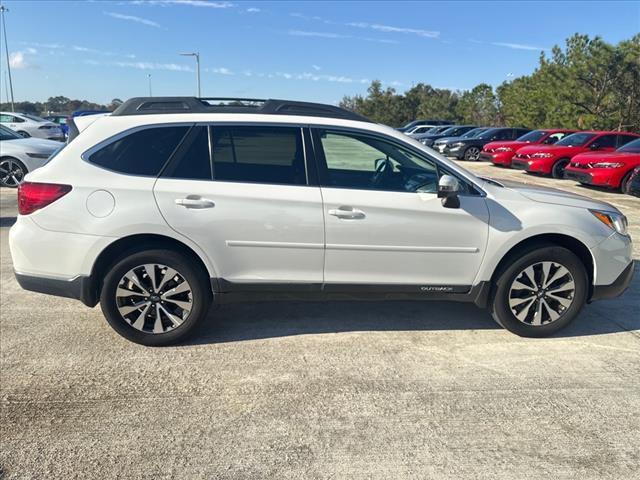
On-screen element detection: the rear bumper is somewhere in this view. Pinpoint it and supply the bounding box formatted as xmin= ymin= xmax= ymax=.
xmin=590 ymin=260 xmax=635 ymax=302
xmin=14 ymin=272 xmax=97 ymax=306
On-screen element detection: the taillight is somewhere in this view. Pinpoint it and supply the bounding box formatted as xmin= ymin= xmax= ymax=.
xmin=18 ymin=182 xmax=72 ymax=215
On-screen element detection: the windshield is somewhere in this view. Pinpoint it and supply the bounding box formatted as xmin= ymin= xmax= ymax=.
xmin=0 ymin=125 xmax=21 ymax=140
xmin=22 ymin=113 xmax=47 ymax=122
xmin=517 ymin=130 xmax=547 ymax=143
xmin=618 ymin=138 xmax=640 ymax=153
xmin=439 ymin=126 xmax=461 ymax=136
xmin=555 ymin=133 xmax=596 ymax=147
xmin=461 ymin=128 xmax=486 ymax=138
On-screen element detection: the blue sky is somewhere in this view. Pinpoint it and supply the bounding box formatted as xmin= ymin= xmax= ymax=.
xmin=2 ymin=0 xmax=639 ymax=105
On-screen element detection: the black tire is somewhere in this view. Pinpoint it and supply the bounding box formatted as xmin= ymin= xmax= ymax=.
xmin=100 ymin=249 xmax=212 ymax=346
xmin=0 ymin=157 xmax=27 ymax=188
xmin=463 ymin=146 xmax=481 ymax=161
xmin=620 ymin=170 xmax=634 ymax=194
xmin=552 ymin=158 xmax=570 ymax=179
xmin=491 ymin=245 xmax=588 ymax=337
xmin=16 ymin=130 xmax=30 ymax=138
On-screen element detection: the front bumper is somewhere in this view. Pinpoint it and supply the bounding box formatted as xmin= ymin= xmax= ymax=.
xmin=564 ymin=169 xmax=593 ymax=184
xmin=590 ymin=260 xmax=635 ymax=302
xmin=511 ymin=159 xmax=531 ymax=171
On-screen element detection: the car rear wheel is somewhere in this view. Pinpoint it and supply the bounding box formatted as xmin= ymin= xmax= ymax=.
xmin=100 ymin=249 xmax=212 ymax=346
xmin=0 ymin=157 xmax=27 ymax=188
xmin=16 ymin=130 xmax=30 ymax=138
xmin=464 ymin=146 xmax=481 ymax=161
xmin=491 ymin=245 xmax=588 ymax=337
xmin=552 ymin=158 xmax=570 ymax=179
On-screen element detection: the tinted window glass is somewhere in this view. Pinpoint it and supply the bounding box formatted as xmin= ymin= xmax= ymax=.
xmin=556 ymin=133 xmax=596 ymax=147
xmin=212 ymin=126 xmax=306 ymax=185
xmin=492 ymin=129 xmax=512 ymax=140
xmin=317 ymin=129 xmax=439 ymax=193
xmin=162 ymin=126 xmax=211 ymax=180
xmin=593 ymin=135 xmax=616 ymax=149
xmin=0 ymin=125 xmax=20 ymax=140
xmin=88 ymin=126 xmax=189 ymax=176
xmin=617 ymin=135 xmax=639 ymax=148
xmin=618 ymin=138 xmax=640 ymax=153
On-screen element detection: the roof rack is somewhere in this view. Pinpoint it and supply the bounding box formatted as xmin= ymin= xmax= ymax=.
xmin=111 ymin=96 xmax=372 ymax=122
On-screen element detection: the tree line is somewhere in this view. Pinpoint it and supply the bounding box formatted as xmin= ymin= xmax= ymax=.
xmin=340 ymin=33 xmax=640 ymax=131
xmin=2 ymin=33 xmax=637 ymax=131
xmin=0 ymin=96 xmax=122 ymax=116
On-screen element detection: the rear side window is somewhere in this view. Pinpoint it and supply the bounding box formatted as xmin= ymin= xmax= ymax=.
xmin=87 ymin=126 xmax=189 ymax=176
xmin=162 ymin=126 xmax=211 ymax=180
xmin=211 ymin=126 xmax=306 ymax=185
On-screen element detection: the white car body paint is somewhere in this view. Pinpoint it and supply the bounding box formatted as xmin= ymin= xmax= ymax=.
xmin=0 ymin=112 xmax=64 ymax=140
xmin=9 ymin=108 xmax=633 ymax=304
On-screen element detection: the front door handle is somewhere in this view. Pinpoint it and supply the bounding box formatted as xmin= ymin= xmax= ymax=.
xmin=175 ymin=195 xmax=215 ymax=209
xmin=328 ymin=206 xmax=366 ymax=219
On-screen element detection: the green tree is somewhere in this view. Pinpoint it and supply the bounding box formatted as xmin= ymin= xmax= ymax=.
xmin=455 ymin=83 xmax=499 ymax=125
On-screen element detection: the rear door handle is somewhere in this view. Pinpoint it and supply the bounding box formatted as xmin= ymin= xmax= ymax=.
xmin=328 ymin=206 xmax=366 ymax=219
xmin=175 ymin=196 xmax=215 ymax=209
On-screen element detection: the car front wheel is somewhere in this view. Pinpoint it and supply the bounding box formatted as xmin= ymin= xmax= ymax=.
xmin=552 ymin=158 xmax=570 ymax=179
xmin=100 ymin=249 xmax=212 ymax=346
xmin=0 ymin=157 xmax=27 ymax=187
xmin=491 ymin=245 xmax=588 ymax=337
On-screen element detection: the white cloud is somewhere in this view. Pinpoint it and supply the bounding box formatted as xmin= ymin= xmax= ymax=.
xmin=246 ymin=7 xmax=260 ymax=13
xmin=312 ymin=64 xmax=321 ymax=71
xmin=288 ymin=29 xmax=348 ymax=39
xmin=347 ymin=22 xmax=439 ymax=38
xmin=9 ymin=51 xmax=29 ymax=69
xmin=86 ymin=59 xmax=193 ymax=72
xmin=131 ymin=0 xmax=235 ymax=7
xmin=209 ymin=67 xmax=234 ymax=75
xmin=72 ymin=45 xmax=137 ymax=58
xmin=104 ymin=11 xmax=161 ymax=28
xmin=491 ymin=42 xmax=549 ymax=51
xmin=18 ymin=41 xmax=63 ymax=49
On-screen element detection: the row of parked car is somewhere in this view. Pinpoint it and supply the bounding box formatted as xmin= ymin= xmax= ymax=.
xmin=400 ymin=121 xmax=640 ymax=197
xmin=0 ymin=110 xmax=110 ymax=187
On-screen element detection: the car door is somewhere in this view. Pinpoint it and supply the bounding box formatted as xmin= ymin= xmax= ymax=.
xmin=153 ymin=124 xmax=325 ymax=289
xmin=312 ymin=128 xmax=490 ymax=289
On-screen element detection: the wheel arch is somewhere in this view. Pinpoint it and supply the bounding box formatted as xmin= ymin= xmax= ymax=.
xmin=488 ymin=233 xmax=595 ymax=300
xmin=86 ymin=233 xmax=216 ymax=306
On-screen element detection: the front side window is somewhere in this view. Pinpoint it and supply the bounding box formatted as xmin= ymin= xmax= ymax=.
xmin=517 ymin=130 xmax=546 ymax=143
xmin=211 ymin=126 xmax=306 ymax=185
xmin=492 ymin=129 xmax=512 ymax=141
xmin=543 ymin=132 xmax=569 ymax=144
xmin=316 ymin=129 xmax=440 ymax=193
xmin=618 ymin=138 xmax=640 ymax=153
xmin=87 ymin=125 xmax=189 ymax=176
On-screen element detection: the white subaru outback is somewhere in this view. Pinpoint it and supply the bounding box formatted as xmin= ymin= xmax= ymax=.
xmin=9 ymin=97 xmax=634 ymax=345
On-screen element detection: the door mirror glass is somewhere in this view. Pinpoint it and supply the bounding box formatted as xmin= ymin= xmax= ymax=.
xmin=437 ymin=174 xmax=461 ymax=208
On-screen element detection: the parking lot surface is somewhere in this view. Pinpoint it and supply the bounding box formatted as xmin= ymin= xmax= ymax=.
xmin=1 ymin=165 xmax=639 ymax=479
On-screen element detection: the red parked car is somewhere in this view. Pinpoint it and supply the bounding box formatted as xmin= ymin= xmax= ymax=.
xmin=564 ymin=138 xmax=640 ymax=193
xmin=511 ymin=131 xmax=640 ymax=178
xmin=480 ymin=129 xmax=576 ymax=166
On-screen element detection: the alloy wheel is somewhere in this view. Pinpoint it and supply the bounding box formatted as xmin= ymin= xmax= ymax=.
xmin=508 ymin=261 xmax=575 ymax=326
xmin=465 ymin=147 xmax=480 ymax=161
xmin=0 ymin=159 xmax=25 ymax=187
xmin=115 ymin=263 xmax=193 ymax=334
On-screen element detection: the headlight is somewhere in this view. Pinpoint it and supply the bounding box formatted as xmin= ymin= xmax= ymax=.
xmin=531 ymin=152 xmax=554 ymax=158
xmin=26 ymin=152 xmax=51 ymax=159
xmin=591 ymin=162 xmax=624 ymax=169
xmin=450 ymin=142 xmax=464 ymax=148
xmin=495 ymin=147 xmax=513 ymax=152
xmin=590 ymin=210 xmax=628 ymax=235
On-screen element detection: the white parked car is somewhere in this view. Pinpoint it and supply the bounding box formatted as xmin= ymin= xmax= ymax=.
xmin=0 ymin=112 xmax=64 ymax=141
xmin=9 ymin=97 xmax=634 ymax=346
xmin=0 ymin=125 xmax=61 ymax=187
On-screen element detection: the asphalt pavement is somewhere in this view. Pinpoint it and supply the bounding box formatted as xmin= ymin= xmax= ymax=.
xmin=1 ymin=165 xmax=639 ymax=479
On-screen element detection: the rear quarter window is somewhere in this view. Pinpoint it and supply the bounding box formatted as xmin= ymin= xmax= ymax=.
xmin=87 ymin=126 xmax=189 ymax=176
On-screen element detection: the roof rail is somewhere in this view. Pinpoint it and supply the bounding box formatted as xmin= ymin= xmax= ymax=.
xmin=111 ymin=96 xmax=372 ymax=122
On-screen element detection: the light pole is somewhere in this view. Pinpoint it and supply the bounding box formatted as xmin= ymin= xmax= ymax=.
xmin=0 ymin=5 xmax=15 ymax=111
xmin=179 ymin=52 xmax=200 ymax=97
xmin=147 ymin=73 xmax=152 ymax=96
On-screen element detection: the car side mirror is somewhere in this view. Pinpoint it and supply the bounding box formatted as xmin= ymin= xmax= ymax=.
xmin=589 ymin=143 xmax=600 ymax=150
xmin=437 ymin=175 xmax=460 ymax=208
